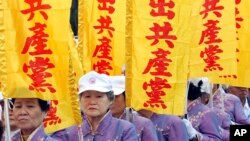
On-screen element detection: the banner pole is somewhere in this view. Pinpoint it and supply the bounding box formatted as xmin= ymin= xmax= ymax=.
xmin=4 ymin=99 xmax=11 ymax=141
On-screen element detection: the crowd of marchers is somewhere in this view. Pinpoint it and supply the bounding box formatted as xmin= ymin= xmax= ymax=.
xmin=0 ymin=70 xmax=250 ymax=141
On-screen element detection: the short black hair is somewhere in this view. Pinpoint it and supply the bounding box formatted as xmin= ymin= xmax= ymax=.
xmin=12 ymin=98 xmax=50 ymax=112
xmin=188 ymin=80 xmax=203 ymax=101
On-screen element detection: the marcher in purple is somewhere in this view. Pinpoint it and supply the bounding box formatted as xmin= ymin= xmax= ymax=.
xmin=53 ymin=71 xmax=137 ymax=141
xmin=228 ymin=86 xmax=250 ymax=119
xmin=213 ymin=86 xmax=250 ymax=125
xmin=200 ymin=86 xmax=230 ymax=141
xmin=110 ymin=75 xmax=158 ymax=141
xmin=138 ymin=109 xmax=189 ymax=141
xmin=11 ymin=98 xmax=56 ymax=141
xmin=186 ymin=78 xmax=222 ymax=141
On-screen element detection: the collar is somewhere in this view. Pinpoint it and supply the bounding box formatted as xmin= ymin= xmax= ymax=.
xmin=243 ymin=100 xmax=250 ymax=118
xmin=187 ymin=98 xmax=202 ymax=112
xmin=119 ymin=109 xmax=126 ymax=119
xmin=244 ymin=100 xmax=250 ymax=110
xmin=21 ymin=124 xmax=44 ymax=141
xmin=82 ymin=111 xmax=112 ymax=137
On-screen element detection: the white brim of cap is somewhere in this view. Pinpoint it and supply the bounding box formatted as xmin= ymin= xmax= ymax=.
xmin=113 ymin=88 xmax=125 ymax=95
xmin=78 ymin=87 xmax=110 ymax=94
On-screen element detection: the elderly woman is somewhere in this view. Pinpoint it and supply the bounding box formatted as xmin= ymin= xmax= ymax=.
xmin=53 ymin=71 xmax=137 ymax=141
xmin=213 ymin=86 xmax=250 ymax=124
xmin=11 ymin=98 xmax=56 ymax=141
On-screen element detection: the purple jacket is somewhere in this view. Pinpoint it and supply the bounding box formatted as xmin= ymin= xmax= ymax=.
xmin=188 ymin=99 xmax=222 ymax=141
xmin=213 ymin=90 xmax=250 ymax=124
xmin=120 ymin=108 xmax=158 ymax=141
xmin=11 ymin=125 xmax=56 ymax=141
xmin=146 ymin=113 xmax=189 ymax=141
xmin=212 ymin=108 xmax=230 ymax=141
xmin=52 ymin=111 xmax=137 ymax=141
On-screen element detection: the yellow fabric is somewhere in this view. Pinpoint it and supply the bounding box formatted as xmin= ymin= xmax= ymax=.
xmin=189 ymin=0 xmax=238 ymax=81
xmin=45 ymin=29 xmax=82 ymax=133
xmin=0 ymin=0 xmax=3 ymax=91
xmin=0 ymin=0 xmax=81 ymax=133
xmin=212 ymin=0 xmax=250 ymax=87
xmin=126 ymin=0 xmax=192 ymax=115
xmin=1 ymin=0 xmax=69 ymax=99
xmin=79 ymin=0 xmax=126 ymax=75
xmin=69 ymin=35 xmax=83 ymax=80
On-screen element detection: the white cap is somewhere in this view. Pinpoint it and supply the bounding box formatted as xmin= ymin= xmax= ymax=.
xmin=110 ymin=76 xmax=125 ymax=95
xmin=78 ymin=71 xmax=112 ymax=94
xmin=189 ymin=77 xmax=211 ymax=93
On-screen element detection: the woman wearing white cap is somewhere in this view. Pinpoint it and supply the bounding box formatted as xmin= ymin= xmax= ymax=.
xmin=110 ymin=75 xmax=158 ymax=141
xmin=56 ymin=71 xmax=137 ymax=141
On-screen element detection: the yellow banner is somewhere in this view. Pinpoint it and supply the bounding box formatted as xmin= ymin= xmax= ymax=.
xmin=126 ymin=0 xmax=192 ymax=115
xmin=1 ymin=0 xmax=70 ymax=99
xmin=213 ymin=0 xmax=250 ymax=87
xmin=79 ymin=0 xmax=126 ymax=75
xmin=0 ymin=0 xmax=81 ymax=133
xmin=189 ymin=0 xmax=238 ymax=80
xmin=0 ymin=0 xmax=3 ymax=91
xmin=45 ymin=29 xmax=82 ymax=133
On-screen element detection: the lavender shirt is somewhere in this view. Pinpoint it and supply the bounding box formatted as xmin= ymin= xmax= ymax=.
xmin=213 ymin=90 xmax=250 ymax=124
xmin=188 ymin=99 xmax=222 ymax=141
xmin=146 ymin=113 xmax=189 ymax=141
xmin=119 ymin=108 xmax=158 ymax=141
xmin=52 ymin=111 xmax=137 ymax=141
xmin=212 ymin=108 xmax=230 ymax=141
xmin=11 ymin=125 xmax=56 ymax=141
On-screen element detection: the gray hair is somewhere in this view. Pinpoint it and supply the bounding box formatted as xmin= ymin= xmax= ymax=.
xmin=79 ymin=91 xmax=114 ymax=101
xmin=106 ymin=91 xmax=115 ymax=101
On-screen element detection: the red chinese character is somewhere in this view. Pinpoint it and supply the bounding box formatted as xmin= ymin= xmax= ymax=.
xmin=219 ymin=74 xmax=237 ymax=79
xmin=235 ymin=0 xmax=241 ymax=4
xmin=200 ymin=0 xmax=224 ymax=19
xmin=236 ymin=48 xmax=240 ymax=62
xmin=22 ymin=23 xmax=52 ymax=55
xmin=146 ymin=22 xmax=177 ymax=47
xmin=93 ymin=60 xmax=113 ymax=75
xmin=143 ymin=48 xmax=172 ymax=77
xmin=235 ymin=0 xmax=242 ymax=30
xmin=93 ymin=16 xmax=115 ymax=37
xmin=235 ymin=8 xmax=243 ymax=29
xmin=143 ymin=77 xmax=171 ymax=109
xmin=92 ymin=37 xmax=112 ymax=60
xmin=21 ymin=0 xmax=51 ymax=21
xmin=23 ymin=57 xmax=56 ymax=93
xmin=199 ymin=20 xmax=222 ymax=45
xmin=149 ymin=0 xmax=175 ymax=19
xmin=44 ymin=100 xmax=61 ymax=127
xmin=200 ymin=44 xmax=223 ymax=72
xmin=98 ymin=0 xmax=115 ymax=14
